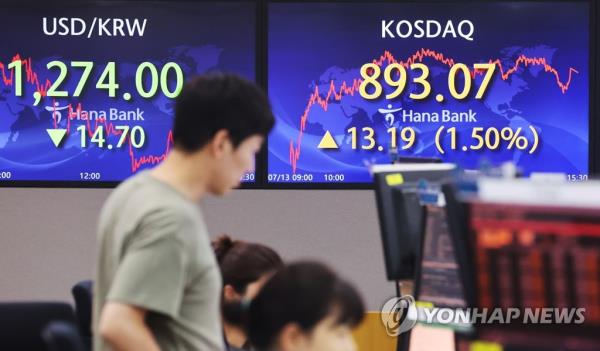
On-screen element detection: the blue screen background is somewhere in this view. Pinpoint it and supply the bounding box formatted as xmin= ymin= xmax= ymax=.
xmin=0 ymin=1 xmax=256 ymax=182
xmin=267 ymin=2 xmax=589 ymax=183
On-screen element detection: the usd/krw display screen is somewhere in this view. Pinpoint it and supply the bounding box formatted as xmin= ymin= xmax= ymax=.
xmin=267 ymin=2 xmax=589 ymax=184
xmin=0 ymin=1 xmax=256 ymax=183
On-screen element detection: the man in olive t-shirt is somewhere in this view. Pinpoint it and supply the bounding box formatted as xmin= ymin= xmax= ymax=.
xmin=94 ymin=171 xmax=222 ymax=351
xmin=93 ymin=74 xmax=274 ymax=351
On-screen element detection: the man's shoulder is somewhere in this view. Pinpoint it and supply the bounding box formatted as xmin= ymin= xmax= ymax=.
xmin=105 ymin=172 xmax=192 ymax=212
xmin=99 ymin=172 xmax=201 ymax=240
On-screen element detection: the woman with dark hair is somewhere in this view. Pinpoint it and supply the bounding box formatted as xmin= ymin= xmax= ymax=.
xmin=247 ymin=261 xmax=365 ymax=351
xmin=213 ymin=235 xmax=284 ymax=351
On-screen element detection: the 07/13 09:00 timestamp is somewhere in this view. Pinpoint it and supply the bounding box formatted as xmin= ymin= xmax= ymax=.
xmin=268 ymin=173 xmax=346 ymax=182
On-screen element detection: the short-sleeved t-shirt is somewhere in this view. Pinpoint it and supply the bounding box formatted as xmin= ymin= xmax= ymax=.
xmin=93 ymin=171 xmax=223 ymax=351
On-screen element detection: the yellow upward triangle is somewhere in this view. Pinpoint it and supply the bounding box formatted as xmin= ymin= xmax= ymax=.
xmin=318 ymin=131 xmax=339 ymax=149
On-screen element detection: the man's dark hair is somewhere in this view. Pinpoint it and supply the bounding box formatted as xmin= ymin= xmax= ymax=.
xmin=247 ymin=261 xmax=365 ymax=350
xmin=173 ymin=73 xmax=275 ymax=151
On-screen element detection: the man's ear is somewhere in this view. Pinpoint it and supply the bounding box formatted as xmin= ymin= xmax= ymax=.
xmin=278 ymin=323 xmax=307 ymax=351
xmin=223 ymin=284 xmax=240 ymax=302
xmin=209 ymin=129 xmax=231 ymax=158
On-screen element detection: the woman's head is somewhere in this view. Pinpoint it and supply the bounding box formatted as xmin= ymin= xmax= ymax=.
xmin=248 ymin=261 xmax=365 ymax=351
xmin=213 ymin=235 xmax=283 ymax=326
